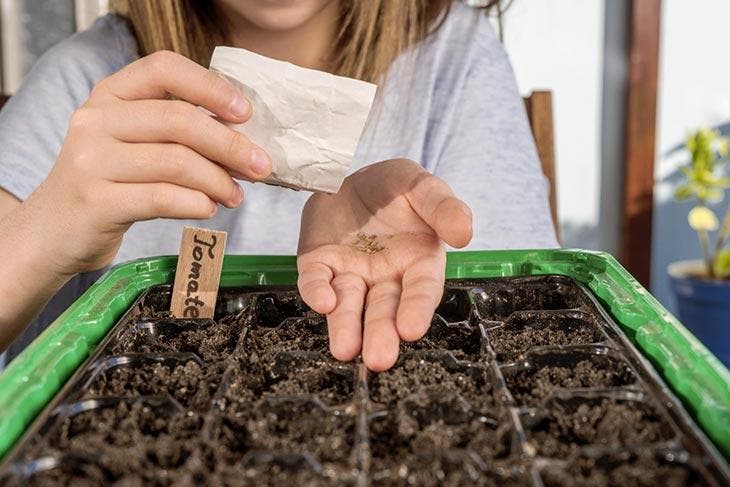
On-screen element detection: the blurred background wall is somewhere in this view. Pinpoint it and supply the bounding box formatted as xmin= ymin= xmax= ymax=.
xmin=651 ymin=0 xmax=730 ymax=313
xmin=500 ymin=0 xmax=730 ymax=313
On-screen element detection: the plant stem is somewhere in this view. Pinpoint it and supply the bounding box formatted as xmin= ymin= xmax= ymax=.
xmin=699 ymin=230 xmax=714 ymax=278
xmin=715 ymin=207 xmax=730 ymax=256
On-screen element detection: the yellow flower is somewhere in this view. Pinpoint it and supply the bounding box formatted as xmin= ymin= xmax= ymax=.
xmin=688 ymin=206 xmax=719 ymax=231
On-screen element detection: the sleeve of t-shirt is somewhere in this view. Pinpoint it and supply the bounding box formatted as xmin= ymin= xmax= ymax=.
xmin=430 ymin=13 xmax=559 ymax=250
xmin=0 ymin=15 xmax=136 ymax=201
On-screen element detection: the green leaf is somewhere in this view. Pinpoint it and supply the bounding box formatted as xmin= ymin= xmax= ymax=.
xmin=717 ymin=176 xmax=730 ymax=188
xmin=675 ymin=185 xmax=694 ymax=200
xmin=676 ymin=128 xmax=730 ymax=205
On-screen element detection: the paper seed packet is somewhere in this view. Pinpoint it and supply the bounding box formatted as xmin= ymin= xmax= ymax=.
xmin=210 ymin=46 xmax=377 ymax=193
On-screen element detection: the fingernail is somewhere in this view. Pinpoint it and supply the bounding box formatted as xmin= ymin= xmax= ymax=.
xmin=229 ymin=95 xmax=250 ymax=118
xmin=231 ymin=183 xmax=243 ymax=205
xmin=209 ymin=199 xmax=218 ymax=216
xmin=249 ymin=147 xmax=272 ymax=177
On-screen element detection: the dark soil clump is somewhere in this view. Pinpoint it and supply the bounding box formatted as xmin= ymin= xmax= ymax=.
xmin=401 ymin=322 xmax=483 ymax=361
xmin=370 ymin=393 xmax=510 ymax=471
xmin=86 ymin=359 xmax=226 ymax=411
xmin=505 ymin=359 xmax=636 ymax=406
xmin=224 ymin=355 xmax=354 ymax=407
xmin=434 ymin=288 xmax=472 ymax=323
xmin=475 ymin=277 xmax=585 ymax=320
xmin=541 ymin=451 xmax=706 ymax=487
xmin=369 ymin=454 xmax=531 ymax=487
xmin=488 ymin=314 xmax=603 ymax=362
xmin=525 ymin=398 xmax=675 ymax=458
xmin=254 ymin=292 xmax=312 ymax=327
xmin=209 ymin=462 xmax=355 ymax=486
xmin=245 ymin=317 xmax=330 ymax=355
xmin=369 ymin=356 xmax=495 ymax=410
xmin=36 ymin=400 xmax=204 ymax=483
xmin=234 ymin=317 xmax=354 ymax=405
xmin=110 ymin=316 xmax=244 ymax=362
xmin=212 ymin=396 xmax=355 ymax=466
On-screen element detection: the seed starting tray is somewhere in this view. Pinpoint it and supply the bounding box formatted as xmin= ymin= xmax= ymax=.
xmin=0 ymin=274 xmax=728 ymax=485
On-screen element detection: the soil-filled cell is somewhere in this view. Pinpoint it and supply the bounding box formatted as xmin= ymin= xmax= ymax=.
xmin=540 ymin=450 xmax=710 ymax=487
xmin=224 ymin=354 xmax=355 ymax=406
xmin=212 ymin=398 xmax=355 ymax=466
xmin=4 ymin=458 xmax=110 ymax=487
xmin=474 ymin=276 xmax=584 ymax=320
xmin=131 ymin=285 xmax=258 ymax=319
xmin=369 ymin=393 xmax=510 ymax=474
xmin=434 ymin=288 xmax=473 ymax=324
xmin=488 ymin=312 xmax=604 ymax=363
xmin=253 ymin=292 xmax=313 ymax=327
xmin=401 ymin=321 xmax=484 ymax=361
xmin=209 ymin=462 xmax=354 ymax=486
xmin=134 ymin=285 xmax=173 ymax=315
xmin=35 ymin=400 xmax=204 ymax=483
xmin=244 ymin=317 xmax=329 ymax=354
xmin=503 ymin=352 xmax=637 ymax=407
xmin=524 ymin=396 xmax=675 ymax=458
xmin=110 ymin=317 xmax=244 ymax=362
xmin=85 ymin=358 xmax=225 ymax=411
xmin=369 ymin=355 xmax=495 ymax=411
xmin=368 ymin=452 xmax=531 ymax=487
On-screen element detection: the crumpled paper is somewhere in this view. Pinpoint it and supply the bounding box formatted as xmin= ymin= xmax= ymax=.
xmin=209 ymin=46 xmax=377 ymax=193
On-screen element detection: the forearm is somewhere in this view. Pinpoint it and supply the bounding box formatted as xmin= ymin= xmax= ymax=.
xmin=0 ymin=191 xmax=73 ymax=351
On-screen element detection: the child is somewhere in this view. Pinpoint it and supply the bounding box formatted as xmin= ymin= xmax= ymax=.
xmin=0 ymin=0 xmax=556 ymax=370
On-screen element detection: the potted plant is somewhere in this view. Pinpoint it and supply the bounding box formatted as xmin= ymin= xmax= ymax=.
xmin=668 ymin=127 xmax=730 ymax=367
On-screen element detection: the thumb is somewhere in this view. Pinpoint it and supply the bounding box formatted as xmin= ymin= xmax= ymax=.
xmin=407 ymin=173 xmax=473 ymax=248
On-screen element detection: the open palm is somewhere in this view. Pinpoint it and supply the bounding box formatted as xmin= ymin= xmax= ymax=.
xmin=297 ymin=159 xmax=472 ymax=371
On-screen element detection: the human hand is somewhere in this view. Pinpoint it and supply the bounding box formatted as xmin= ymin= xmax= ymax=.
xmin=28 ymin=50 xmax=272 ymax=276
xmin=297 ymin=159 xmax=472 ymax=371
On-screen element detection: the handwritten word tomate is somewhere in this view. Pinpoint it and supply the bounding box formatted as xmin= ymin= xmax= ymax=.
xmin=183 ymin=233 xmax=219 ymax=318
xmin=170 ymin=227 xmax=227 ymax=319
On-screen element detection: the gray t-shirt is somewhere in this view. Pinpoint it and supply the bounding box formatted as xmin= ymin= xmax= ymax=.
xmin=0 ymin=3 xmax=557 ymax=359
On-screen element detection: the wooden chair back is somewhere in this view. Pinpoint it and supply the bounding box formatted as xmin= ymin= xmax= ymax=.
xmin=523 ymin=90 xmax=559 ymax=241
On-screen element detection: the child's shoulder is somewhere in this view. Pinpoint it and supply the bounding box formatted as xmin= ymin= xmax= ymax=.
xmin=39 ymin=14 xmax=139 ymax=79
xmin=404 ymin=1 xmax=509 ymax=83
xmin=394 ymin=2 xmax=509 ymax=91
xmin=430 ymin=1 xmax=502 ymax=52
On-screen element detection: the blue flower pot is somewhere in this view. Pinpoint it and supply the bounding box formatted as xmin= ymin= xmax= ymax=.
xmin=668 ymin=260 xmax=730 ymax=368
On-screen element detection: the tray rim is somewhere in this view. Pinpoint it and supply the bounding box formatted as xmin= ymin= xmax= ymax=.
xmin=0 ymin=249 xmax=728 ymax=462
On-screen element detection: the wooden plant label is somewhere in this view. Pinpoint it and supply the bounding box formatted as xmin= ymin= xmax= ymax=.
xmin=170 ymin=227 xmax=227 ymax=319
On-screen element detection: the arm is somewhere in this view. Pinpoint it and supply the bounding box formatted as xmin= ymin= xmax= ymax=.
xmin=0 ymin=188 xmax=71 ymax=349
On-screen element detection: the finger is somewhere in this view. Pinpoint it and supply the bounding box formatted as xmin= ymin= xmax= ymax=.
xmin=107 ymin=142 xmax=243 ymax=208
xmin=363 ymin=281 xmax=401 ymax=372
xmin=396 ymin=256 xmax=446 ymax=341
xmin=297 ymin=261 xmax=336 ymax=314
xmin=107 ymin=182 xmax=217 ymax=224
xmin=96 ymin=50 xmax=251 ymax=123
xmin=406 ymin=174 xmax=473 ymax=248
xmin=327 ymin=273 xmax=366 ymax=361
xmin=103 ymin=99 xmax=271 ymax=180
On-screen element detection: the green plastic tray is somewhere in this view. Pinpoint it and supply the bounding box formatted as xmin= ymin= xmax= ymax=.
xmin=0 ymin=249 xmax=728 ymax=461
